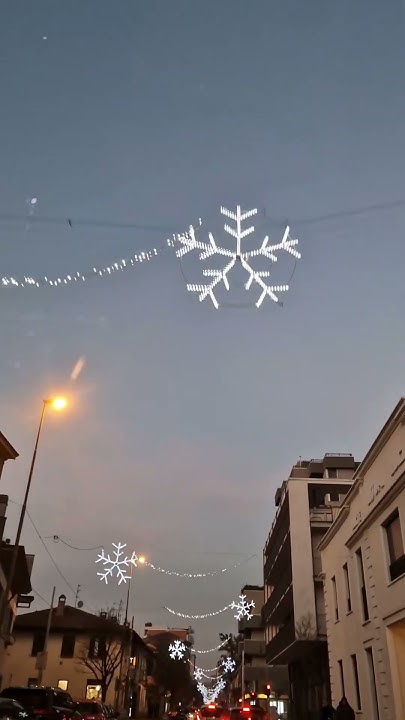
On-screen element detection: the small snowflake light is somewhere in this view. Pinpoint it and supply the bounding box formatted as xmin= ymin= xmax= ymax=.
xmin=96 ymin=542 xmax=136 ymax=585
xmin=169 ymin=639 xmax=187 ymax=660
xmin=222 ymin=657 xmax=236 ymax=673
xmin=194 ymin=668 xmax=204 ymax=681
xmin=231 ymin=594 xmax=255 ymax=621
xmin=172 ymin=205 xmax=300 ymax=309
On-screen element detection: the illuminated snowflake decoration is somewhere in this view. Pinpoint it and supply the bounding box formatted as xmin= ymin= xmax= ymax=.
xmin=194 ymin=668 xmax=204 ymax=681
xmin=197 ymin=682 xmax=210 ymax=704
xmin=172 ymin=205 xmax=300 ymax=309
xmin=169 ymin=639 xmax=187 ymax=660
xmin=231 ymin=594 xmax=255 ymax=621
xmin=211 ymin=678 xmax=227 ymax=701
xmin=222 ymin=657 xmax=236 ymax=673
xmin=96 ymin=542 xmax=136 ymax=585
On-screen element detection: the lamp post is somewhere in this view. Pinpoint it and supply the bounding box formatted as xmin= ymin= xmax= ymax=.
xmin=0 ymin=397 xmax=67 ymax=639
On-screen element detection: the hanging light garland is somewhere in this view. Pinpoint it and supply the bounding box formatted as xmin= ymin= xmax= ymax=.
xmin=164 ymin=594 xmax=255 ymax=621
xmin=194 ymin=639 xmax=228 ymax=655
xmin=94 ymin=542 xmax=254 ymax=585
xmin=1 ymin=246 xmax=165 ymax=289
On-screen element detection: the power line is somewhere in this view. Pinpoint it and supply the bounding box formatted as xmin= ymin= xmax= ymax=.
xmin=0 ymin=196 xmax=404 ymax=236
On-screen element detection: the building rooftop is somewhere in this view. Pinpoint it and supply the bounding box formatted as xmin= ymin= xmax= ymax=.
xmin=15 ymin=602 xmax=147 ymax=650
xmin=0 ymin=432 xmax=18 ymax=462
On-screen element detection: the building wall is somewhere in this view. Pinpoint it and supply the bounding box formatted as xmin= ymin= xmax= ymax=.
xmin=3 ymin=631 xmax=117 ymax=704
xmin=321 ymin=408 xmax=405 ymax=720
xmin=289 ymin=481 xmax=317 ymax=630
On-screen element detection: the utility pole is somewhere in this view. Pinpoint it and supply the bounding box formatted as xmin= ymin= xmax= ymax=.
xmin=241 ymin=649 xmax=245 ymax=704
xmin=37 ymin=587 xmax=55 ymax=686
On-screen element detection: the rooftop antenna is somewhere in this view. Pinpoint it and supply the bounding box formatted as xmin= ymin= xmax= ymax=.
xmin=75 ymin=584 xmax=81 ymax=608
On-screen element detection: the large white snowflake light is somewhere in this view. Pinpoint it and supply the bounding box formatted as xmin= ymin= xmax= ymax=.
xmin=231 ymin=594 xmax=255 ymax=621
xmin=222 ymin=657 xmax=236 ymax=673
xmin=173 ymin=205 xmax=300 ymax=309
xmin=96 ymin=542 xmax=136 ymax=585
xmin=169 ymin=639 xmax=187 ymax=660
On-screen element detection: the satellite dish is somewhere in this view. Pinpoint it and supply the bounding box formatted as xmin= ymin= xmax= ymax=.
xmin=77 ymin=600 xmax=84 ymax=608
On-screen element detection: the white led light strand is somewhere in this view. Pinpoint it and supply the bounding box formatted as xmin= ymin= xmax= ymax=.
xmin=164 ymin=594 xmax=255 ymax=621
xmin=94 ymin=543 xmax=255 ymax=586
xmin=194 ymin=639 xmax=228 ymax=655
xmin=164 ymin=603 xmax=232 ymax=620
xmin=1 ymin=247 xmax=163 ymax=289
xmin=143 ymin=556 xmax=252 ymax=578
xmin=171 ymin=205 xmax=301 ymax=308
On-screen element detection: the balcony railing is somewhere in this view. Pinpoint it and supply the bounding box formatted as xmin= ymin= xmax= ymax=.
xmin=263 ymin=580 xmax=293 ymax=624
xmin=266 ymin=621 xmax=295 ymax=664
xmin=264 ymin=531 xmax=291 ymax=583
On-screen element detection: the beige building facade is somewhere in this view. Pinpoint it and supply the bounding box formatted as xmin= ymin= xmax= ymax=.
xmin=320 ymin=398 xmax=405 ymax=720
xmin=263 ymin=453 xmax=359 ymax=720
xmin=3 ymin=596 xmax=153 ymax=715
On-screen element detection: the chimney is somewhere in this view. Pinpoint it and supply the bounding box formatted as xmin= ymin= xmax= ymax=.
xmin=56 ymin=594 xmax=67 ymax=615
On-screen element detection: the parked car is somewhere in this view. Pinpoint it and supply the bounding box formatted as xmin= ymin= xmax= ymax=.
xmin=0 ymin=698 xmax=32 ymax=720
xmin=0 ymin=688 xmax=81 ymax=720
xmin=74 ymin=703 xmax=106 ymax=720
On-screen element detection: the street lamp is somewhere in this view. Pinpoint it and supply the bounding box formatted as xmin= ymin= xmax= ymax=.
xmin=0 ymin=397 xmax=68 ymax=639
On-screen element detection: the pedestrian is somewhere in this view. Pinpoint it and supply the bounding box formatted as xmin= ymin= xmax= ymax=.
xmin=335 ymin=697 xmax=355 ymax=720
xmin=320 ymin=704 xmax=335 ymax=719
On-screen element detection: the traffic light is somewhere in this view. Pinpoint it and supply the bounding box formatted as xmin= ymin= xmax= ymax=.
xmin=265 ymin=684 xmax=271 ymax=696
xmin=249 ymin=691 xmax=256 ymax=700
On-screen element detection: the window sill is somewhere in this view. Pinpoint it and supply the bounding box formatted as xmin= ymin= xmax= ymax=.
xmin=334 ymin=619 xmax=340 ymax=624
xmin=388 ymin=571 xmax=405 ymax=587
xmin=346 ymin=610 xmax=353 ymax=616
xmin=362 ymin=619 xmax=371 ymax=627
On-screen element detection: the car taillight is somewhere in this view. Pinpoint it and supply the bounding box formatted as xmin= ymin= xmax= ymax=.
xmin=33 ymin=710 xmax=48 ymax=715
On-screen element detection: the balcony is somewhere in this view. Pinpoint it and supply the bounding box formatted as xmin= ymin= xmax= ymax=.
xmin=266 ymin=622 xmax=295 ymax=664
xmin=264 ymin=531 xmax=291 ymax=584
xmin=238 ymin=613 xmax=263 ymax=633
xmin=263 ymin=582 xmax=293 ymax=626
xmin=309 ymin=507 xmax=340 ymax=527
xmin=239 ymin=639 xmax=266 ymax=656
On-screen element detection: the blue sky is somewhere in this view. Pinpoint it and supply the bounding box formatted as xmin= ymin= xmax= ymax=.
xmin=1 ymin=0 xmax=405 ymax=649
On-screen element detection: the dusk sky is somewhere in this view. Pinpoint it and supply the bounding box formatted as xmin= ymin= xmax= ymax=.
xmin=1 ymin=0 xmax=405 ymax=650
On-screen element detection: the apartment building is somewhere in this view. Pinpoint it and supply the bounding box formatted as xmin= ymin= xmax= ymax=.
xmin=263 ymin=453 xmax=359 ymax=720
xmin=232 ymin=585 xmax=288 ymax=714
xmin=320 ymin=398 xmax=405 ymax=720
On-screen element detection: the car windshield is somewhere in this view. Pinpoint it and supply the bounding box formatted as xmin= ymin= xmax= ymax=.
xmin=0 ymin=691 xmax=47 ymax=709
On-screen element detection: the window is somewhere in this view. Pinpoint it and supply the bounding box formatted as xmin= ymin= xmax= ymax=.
xmin=343 ymin=563 xmax=352 ymax=612
xmin=356 ymin=548 xmax=369 ymax=621
xmin=27 ymin=679 xmax=38 ymax=688
xmin=328 ymin=468 xmax=337 ymax=478
xmin=351 ymin=654 xmax=361 ymax=710
xmin=365 ymin=647 xmax=380 ymax=720
xmin=89 ymin=637 xmax=103 ymax=658
xmin=57 ymin=681 xmax=68 ymax=691
xmin=31 ymin=632 xmax=45 ymax=657
xmin=338 ymin=659 xmax=345 ymax=696
xmin=331 ymin=576 xmax=339 ymax=621
xmin=384 ymin=510 xmax=405 ymax=581
xmin=60 ymin=633 xmax=76 ymax=658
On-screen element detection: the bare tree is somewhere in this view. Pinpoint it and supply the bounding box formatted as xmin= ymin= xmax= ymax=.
xmin=77 ymin=629 xmax=125 ymax=701
xmin=294 ymin=612 xmax=317 ymax=641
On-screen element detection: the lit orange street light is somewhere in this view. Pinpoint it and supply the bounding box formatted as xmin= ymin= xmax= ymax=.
xmin=0 ymin=396 xmax=68 ymax=640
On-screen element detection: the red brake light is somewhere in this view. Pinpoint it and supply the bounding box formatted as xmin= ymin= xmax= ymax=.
xmin=33 ymin=711 xmax=47 ymax=716
xmin=242 ymin=710 xmax=250 ymax=713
